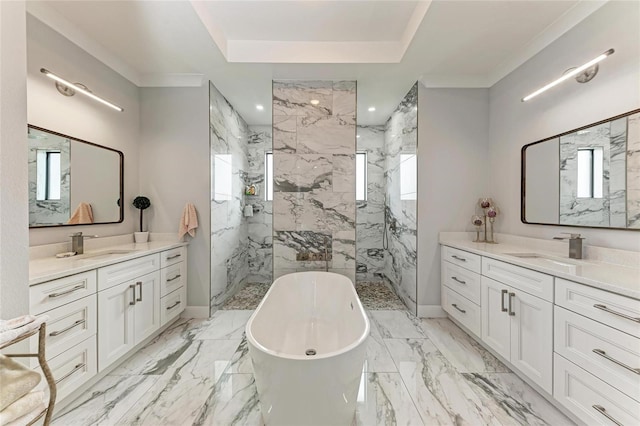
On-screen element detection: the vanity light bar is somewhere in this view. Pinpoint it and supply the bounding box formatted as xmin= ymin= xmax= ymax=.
xmin=40 ymin=68 xmax=124 ymax=112
xmin=521 ymin=49 xmax=615 ymax=102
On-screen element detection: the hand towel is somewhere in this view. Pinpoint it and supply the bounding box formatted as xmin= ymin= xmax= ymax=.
xmin=3 ymin=401 xmax=46 ymax=426
xmin=0 ymin=316 xmax=36 ymax=333
xmin=68 ymin=202 xmax=94 ymax=224
xmin=178 ymin=203 xmax=198 ymax=239
xmin=0 ymin=316 xmax=48 ymax=346
xmin=0 ymin=391 xmax=45 ymax=425
xmin=0 ymin=355 xmax=42 ymax=411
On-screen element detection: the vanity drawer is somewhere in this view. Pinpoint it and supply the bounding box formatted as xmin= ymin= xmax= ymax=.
xmin=161 ymin=247 xmax=186 ymax=269
xmin=554 ymin=354 xmax=640 ymax=426
xmin=441 ymin=246 xmax=481 ymax=274
xmin=36 ymin=335 xmax=97 ymax=402
xmin=555 ymin=306 xmax=640 ymax=401
xmin=441 ymin=260 xmax=480 ymax=305
xmin=442 ymin=286 xmax=481 ymax=337
xmin=160 ymin=261 xmax=186 ymax=297
xmin=30 ymin=271 xmax=97 ymax=314
xmin=97 ymin=254 xmax=160 ymax=291
xmin=482 ymin=258 xmax=553 ymax=302
xmin=556 ymin=278 xmax=640 ymax=338
xmin=161 ymin=287 xmax=186 ymax=327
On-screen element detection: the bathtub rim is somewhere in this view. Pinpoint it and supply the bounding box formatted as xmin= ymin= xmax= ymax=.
xmin=245 ymin=271 xmax=370 ymax=361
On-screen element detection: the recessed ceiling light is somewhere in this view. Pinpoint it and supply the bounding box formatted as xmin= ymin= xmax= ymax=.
xmin=356 ymin=135 xmax=360 ymax=138
xmin=368 ymin=107 xmax=376 ymax=112
xmin=256 ymin=104 xmax=264 ymax=111
xmin=310 ymin=99 xmax=320 ymax=105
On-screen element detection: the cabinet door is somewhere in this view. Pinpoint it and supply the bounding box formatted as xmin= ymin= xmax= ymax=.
xmin=133 ymin=271 xmax=161 ymax=345
xmin=510 ymin=290 xmax=553 ymax=394
xmin=98 ymin=281 xmax=135 ymax=371
xmin=481 ymin=276 xmax=511 ymax=360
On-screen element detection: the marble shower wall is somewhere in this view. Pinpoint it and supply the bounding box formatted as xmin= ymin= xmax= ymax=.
xmin=356 ymin=125 xmax=386 ymax=281
xmin=383 ymin=83 xmax=418 ymax=314
xmin=210 ymin=82 xmax=251 ymax=312
xmin=627 ymin=112 xmax=640 ymax=228
xmin=28 ymin=135 xmax=70 ymax=226
xmin=559 ymin=118 xmax=626 ymax=227
xmin=246 ymin=126 xmax=273 ymax=283
xmin=272 ymin=81 xmax=357 ymax=283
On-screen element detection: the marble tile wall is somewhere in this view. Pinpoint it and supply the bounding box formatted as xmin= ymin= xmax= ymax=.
xmin=627 ymin=112 xmax=640 ymax=228
xmin=246 ymin=126 xmax=273 ymax=283
xmin=383 ymin=83 xmax=418 ymax=314
xmin=559 ymin=119 xmax=627 ymax=227
xmin=210 ymin=82 xmax=251 ymax=312
xmin=356 ymin=125 xmax=386 ymax=281
xmin=28 ymin=135 xmax=70 ymax=225
xmin=272 ymin=81 xmax=357 ymax=283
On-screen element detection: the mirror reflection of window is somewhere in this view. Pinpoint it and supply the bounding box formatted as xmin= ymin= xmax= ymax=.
xmin=265 ymin=152 xmax=273 ymax=201
xmin=36 ymin=150 xmax=61 ymax=201
xmin=577 ymin=147 xmax=603 ymax=198
xmin=356 ymin=151 xmax=367 ymax=201
xmin=400 ymin=153 xmax=417 ymax=200
xmin=214 ymin=154 xmax=233 ymax=201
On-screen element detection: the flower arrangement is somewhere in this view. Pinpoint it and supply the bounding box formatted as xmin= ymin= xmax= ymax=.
xmin=132 ymin=196 xmax=151 ymax=232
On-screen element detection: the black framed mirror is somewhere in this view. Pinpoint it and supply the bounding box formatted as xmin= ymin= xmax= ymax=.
xmin=521 ymin=109 xmax=640 ymax=230
xmin=28 ymin=125 xmax=124 ymax=228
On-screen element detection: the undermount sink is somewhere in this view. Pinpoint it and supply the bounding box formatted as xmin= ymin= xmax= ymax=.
xmin=503 ymin=253 xmax=582 ymax=267
xmin=76 ymin=250 xmax=136 ymax=260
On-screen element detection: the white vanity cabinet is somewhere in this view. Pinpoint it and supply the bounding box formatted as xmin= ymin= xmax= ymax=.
xmin=97 ymin=254 xmax=162 ymax=371
xmin=481 ymin=275 xmax=553 ymax=393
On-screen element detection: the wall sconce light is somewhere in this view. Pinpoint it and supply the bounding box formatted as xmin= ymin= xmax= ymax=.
xmin=40 ymin=68 xmax=124 ymax=112
xmin=521 ymin=48 xmax=614 ymax=102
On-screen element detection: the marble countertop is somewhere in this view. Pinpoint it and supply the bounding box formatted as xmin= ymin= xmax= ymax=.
xmin=30 ymin=240 xmax=187 ymax=286
xmin=439 ymin=235 xmax=640 ymax=300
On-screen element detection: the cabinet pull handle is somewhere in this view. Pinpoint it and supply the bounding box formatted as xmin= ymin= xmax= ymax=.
xmin=592 ymin=405 xmax=623 ymax=426
xmin=167 ymin=274 xmax=182 ymax=282
xmin=451 ymin=276 xmax=466 ymax=285
xmin=451 ymin=303 xmax=466 ymax=314
xmin=451 ymin=255 xmax=466 ymax=262
xmin=49 ymin=319 xmax=86 ymax=337
xmin=593 ymin=304 xmax=640 ymax=323
xmin=501 ymin=289 xmax=508 ymax=312
xmin=55 ymin=363 xmax=85 ymax=384
xmin=508 ymin=292 xmax=515 ymax=316
xmin=136 ymin=281 xmax=143 ymax=302
xmin=166 ymin=301 xmax=181 ymax=310
xmin=166 ymin=254 xmax=181 ymax=260
xmin=48 ymin=284 xmax=84 ymax=298
xmin=129 ymin=284 xmax=136 ymax=305
xmin=592 ymin=349 xmax=640 ymax=375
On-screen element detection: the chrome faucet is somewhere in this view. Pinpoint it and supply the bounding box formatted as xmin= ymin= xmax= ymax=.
xmin=553 ymin=233 xmax=584 ymax=259
xmin=70 ymin=232 xmax=98 ymax=254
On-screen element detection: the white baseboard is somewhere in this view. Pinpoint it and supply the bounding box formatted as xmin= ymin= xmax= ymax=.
xmin=182 ymin=306 xmax=210 ymax=318
xmin=418 ymin=304 xmax=447 ymax=318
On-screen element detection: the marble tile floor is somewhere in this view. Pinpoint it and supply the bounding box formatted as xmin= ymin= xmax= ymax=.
xmin=52 ymin=312 xmax=574 ymax=426
xmin=221 ymin=281 xmax=406 ymax=311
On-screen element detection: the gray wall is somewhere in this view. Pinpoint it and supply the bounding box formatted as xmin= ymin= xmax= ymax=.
xmin=26 ymin=14 xmax=141 ymax=246
xmin=0 ymin=0 xmax=29 ymax=319
xmin=139 ymin=86 xmax=210 ymax=308
xmin=488 ymin=0 xmax=640 ymax=251
xmin=417 ymin=86 xmax=490 ymax=308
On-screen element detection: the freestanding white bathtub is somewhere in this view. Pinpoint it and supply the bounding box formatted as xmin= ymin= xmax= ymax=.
xmin=246 ymin=271 xmax=369 ymax=426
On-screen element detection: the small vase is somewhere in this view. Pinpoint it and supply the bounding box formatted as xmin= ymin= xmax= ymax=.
xmin=487 ymin=218 xmax=497 ymax=244
xmin=134 ymin=232 xmax=149 ymax=243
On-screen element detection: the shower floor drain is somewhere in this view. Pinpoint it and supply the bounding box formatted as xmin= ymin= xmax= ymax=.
xmin=305 ymin=349 xmax=317 ymax=356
